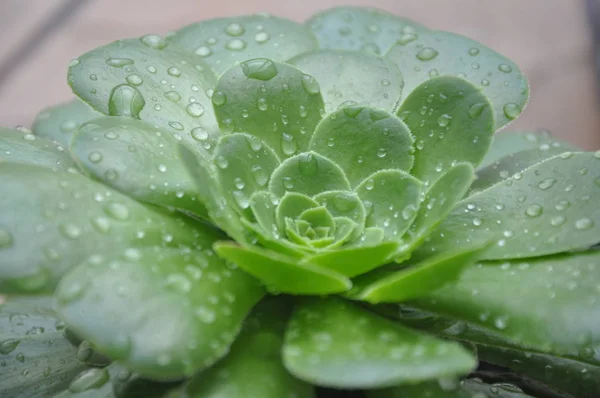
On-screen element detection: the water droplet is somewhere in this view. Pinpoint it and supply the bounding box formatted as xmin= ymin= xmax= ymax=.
xmin=0 ymin=228 xmax=14 ymax=249
xmin=241 ymin=58 xmax=278 ymax=81
xmin=525 ymin=204 xmax=543 ymax=218
xmin=551 ymin=216 xmax=565 ymax=226
xmin=212 ymin=91 xmax=227 ymax=106
xmin=397 ymin=33 xmax=417 ymax=45
xmin=157 ymin=164 xmax=167 ymax=173
xmin=195 ymin=45 xmax=212 ymax=57
xmin=165 ymin=273 xmax=192 ymax=294
xmin=104 ymin=202 xmax=130 ymax=221
xmin=503 ymin=103 xmax=521 ymax=119
xmin=186 ymin=102 xmax=204 ymax=117
xmin=191 ymin=127 xmax=209 ymax=141
xmin=376 ymin=148 xmax=387 ymax=158
xmin=106 ymin=58 xmax=134 ymax=68
xmin=195 ymin=306 xmax=216 ymax=324
xmin=59 ymin=223 xmax=81 ymax=240
xmin=416 ymin=47 xmax=439 ymax=61
xmin=91 ymin=216 xmax=111 ymax=233
xmin=255 ymin=32 xmax=270 ymax=43
xmin=468 ymin=47 xmax=480 ymax=56
xmin=88 ymin=151 xmax=103 ymax=163
xmin=164 ymin=91 xmax=181 ymax=102
xmin=364 ymin=179 xmax=375 ymax=191
xmin=498 ymin=64 xmax=513 ymax=73
xmin=575 ymin=218 xmax=594 ymax=230
xmin=225 ymin=22 xmax=245 ymax=36
xmin=215 ymin=155 xmax=229 ymax=169
xmin=140 ymin=34 xmax=167 ymax=49
xmin=167 ymin=67 xmax=182 ymax=77
xmin=468 ymin=103 xmax=487 ymax=119
xmin=0 ymin=339 xmax=20 ymax=354
xmin=69 ymin=368 xmax=109 ymax=393
xmin=108 ymin=84 xmax=145 ymax=118
xmin=281 ymin=133 xmax=298 ymax=156
xmin=125 ymin=74 xmax=143 ymax=86
xmin=147 ymin=65 xmax=157 ymax=74
xmin=301 ymin=74 xmax=321 ymax=94
xmin=437 ymin=114 xmax=452 ymax=127
xmin=169 ymin=121 xmax=184 ymax=131
xmin=538 ymin=178 xmax=556 ymax=190
xmin=251 ymin=165 xmax=268 ymax=186
xmin=226 ymin=39 xmax=246 ymax=51
xmin=494 ymin=315 xmax=509 ymax=329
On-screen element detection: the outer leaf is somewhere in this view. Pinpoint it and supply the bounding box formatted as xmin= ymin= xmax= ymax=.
xmin=398 ymin=76 xmax=494 ymax=184
xmin=0 ymin=127 xmax=76 ymax=170
xmin=0 ymin=298 xmax=88 ymax=398
xmin=0 ymin=164 xmax=209 ymax=293
xmin=355 ymin=170 xmax=422 ymax=241
xmin=412 ymin=250 xmax=600 ymax=356
xmin=347 ymin=244 xmax=488 ymax=303
xmin=55 ymin=246 xmax=264 ymax=380
xmin=169 ymin=15 xmax=318 ymax=75
xmin=479 ymin=131 xmax=577 ymax=168
xmin=269 ymin=152 xmax=350 ymax=198
xmin=214 ymin=242 xmax=351 ymax=295
xmin=71 ymin=117 xmax=207 ymax=218
xmin=288 ymin=50 xmax=404 ymax=112
xmin=32 ymin=99 xmax=102 ymax=146
xmin=306 ymin=6 xmax=425 ymax=55
xmin=169 ymin=299 xmax=315 ymax=398
xmin=282 ymin=297 xmax=476 ymax=389
xmin=386 ymin=30 xmax=529 ymax=129
xmin=68 ymin=37 xmax=219 ymax=152
xmin=310 ymin=106 xmax=413 ymax=187
xmin=212 ymin=134 xmax=280 ymax=216
xmin=419 ymin=152 xmax=600 ymax=260
xmin=212 ymin=59 xmax=325 ymax=159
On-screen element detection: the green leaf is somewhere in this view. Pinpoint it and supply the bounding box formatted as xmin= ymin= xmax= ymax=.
xmin=411 ymin=250 xmax=600 ymax=356
xmin=408 ymin=163 xmax=475 ymax=245
xmin=370 ymin=379 xmax=536 ymax=398
xmin=68 ymin=37 xmax=219 ymax=152
xmin=32 ymin=99 xmax=102 ymax=146
xmin=0 ymin=127 xmax=76 ymax=171
xmin=0 ymin=163 xmax=212 ymax=293
xmin=169 ymin=299 xmax=315 ymax=398
xmin=355 ymin=170 xmax=422 ymax=241
xmin=248 ymin=191 xmax=279 ymax=238
xmin=386 ymin=30 xmax=529 ymax=129
xmin=213 ymin=59 xmax=325 ymax=159
xmin=269 ymin=152 xmax=350 ymax=198
xmin=213 ymin=242 xmax=351 ymax=295
xmin=275 ymin=192 xmax=319 ymax=232
xmin=419 ymin=152 xmax=600 ymax=260
xmin=302 ymin=242 xmax=399 ymax=277
xmin=314 ymin=191 xmax=366 ymax=241
xmin=169 ymin=15 xmax=318 ymax=75
xmin=397 ymin=76 xmax=494 ymax=184
xmin=282 ymin=297 xmax=476 ymax=389
xmin=347 ymin=244 xmax=489 ymax=303
xmin=212 ymin=134 xmax=280 ymax=216
xmin=0 ymin=297 xmax=88 ymax=398
xmin=70 ymin=117 xmax=207 ymax=218
xmin=288 ymin=50 xmax=404 ymax=113
xmin=306 ymin=6 xmax=424 ymax=55
xmin=479 ymin=131 xmax=577 ymax=168
xmin=55 ymin=246 xmax=264 ymax=380
xmin=461 ymin=380 xmax=535 ymax=398
xmin=310 ymin=106 xmax=413 ymax=187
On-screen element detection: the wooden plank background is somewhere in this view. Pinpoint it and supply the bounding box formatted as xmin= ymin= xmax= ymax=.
xmin=1 ymin=0 xmax=599 ymax=149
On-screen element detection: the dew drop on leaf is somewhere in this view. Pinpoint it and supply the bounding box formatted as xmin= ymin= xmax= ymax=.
xmin=0 ymin=228 xmax=14 ymax=249
xmin=108 ymin=84 xmax=145 ymax=118
xmin=105 ymin=58 xmax=134 ymax=68
xmin=226 ymin=38 xmax=247 ymax=51
xmin=300 ymin=74 xmax=321 ymax=95
xmin=416 ymin=47 xmax=439 ymax=61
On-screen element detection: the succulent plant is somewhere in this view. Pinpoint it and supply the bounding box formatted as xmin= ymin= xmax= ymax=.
xmin=1 ymin=6 xmax=599 ymax=398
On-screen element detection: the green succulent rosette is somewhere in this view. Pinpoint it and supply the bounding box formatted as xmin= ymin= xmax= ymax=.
xmin=1 ymin=6 xmax=599 ymax=398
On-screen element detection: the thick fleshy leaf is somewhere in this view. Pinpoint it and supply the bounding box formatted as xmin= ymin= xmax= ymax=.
xmin=408 ymin=163 xmax=475 ymax=246
xmin=480 ymin=131 xmax=577 ymax=168
xmin=386 ymin=30 xmax=529 ymax=129
xmin=397 ymin=76 xmax=494 ymax=184
xmin=314 ymin=191 xmax=365 ymax=241
xmin=249 ymin=191 xmax=279 ymax=238
xmin=32 ymin=99 xmax=102 ymax=146
xmin=310 ymin=106 xmax=413 ymax=187
xmin=169 ymin=299 xmax=315 ymax=398
xmin=169 ymin=15 xmax=318 ymax=75
xmin=212 ymin=59 xmax=325 ymax=159
xmin=306 ymin=6 xmax=425 ymax=55
xmin=419 ymin=152 xmax=600 ymax=260
xmin=68 ymin=37 xmax=219 ymax=152
xmin=0 ymin=298 xmax=88 ymax=398
xmin=412 ymin=250 xmax=600 ymax=356
xmin=347 ymin=245 xmax=488 ymax=303
xmin=212 ymin=134 xmax=280 ymax=216
xmin=288 ymin=50 xmax=404 ymax=112
xmin=355 ymin=170 xmax=422 ymax=241
xmin=0 ymin=127 xmax=76 ymax=170
xmin=282 ymin=297 xmax=476 ymax=389
xmin=0 ymin=163 xmax=210 ymax=293
xmin=275 ymin=192 xmax=319 ymax=232
xmin=301 ymin=242 xmax=399 ymax=277
xmin=214 ymin=242 xmax=351 ymax=295
xmin=55 ymin=246 xmax=264 ymax=380
xmin=71 ymin=117 xmax=207 ymax=218
xmin=269 ymin=152 xmax=350 ymax=198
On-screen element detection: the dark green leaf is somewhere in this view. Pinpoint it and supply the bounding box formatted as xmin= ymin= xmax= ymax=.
xmin=32 ymin=99 xmax=102 ymax=146
xmin=169 ymin=15 xmax=318 ymax=75
xmin=55 ymin=246 xmax=264 ymax=380
xmin=68 ymin=37 xmax=219 ymax=153
xmin=288 ymin=50 xmax=404 ymax=112
xmin=387 ymin=30 xmax=529 ymax=129
xmin=397 ymin=76 xmax=494 ymax=184
xmin=71 ymin=117 xmax=208 ymax=218
xmin=310 ymin=107 xmax=413 ymax=187
xmin=212 ymin=59 xmax=325 ymax=159
xmin=283 ymin=297 xmax=476 ymax=389
xmin=0 ymin=164 xmax=212 ymax=293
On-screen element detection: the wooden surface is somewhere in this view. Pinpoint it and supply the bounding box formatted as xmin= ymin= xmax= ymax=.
xmin=1 ymin=0 xmax=599 ymax=149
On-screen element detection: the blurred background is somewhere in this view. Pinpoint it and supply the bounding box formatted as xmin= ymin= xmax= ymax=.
xmin=1 ymin=0 xmax=599 ymax=149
